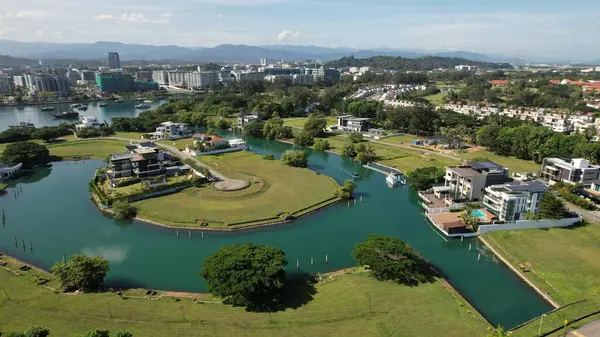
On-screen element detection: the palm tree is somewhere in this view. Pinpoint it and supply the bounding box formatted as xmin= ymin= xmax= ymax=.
xmin=459 ymin=204 xmax=481 ymax=232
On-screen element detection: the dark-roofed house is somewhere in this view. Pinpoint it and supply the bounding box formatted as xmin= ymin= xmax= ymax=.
xmin=440 ymin=161 xmax=511 ymax=204
xmin=337 ymin=115 xmax=371 ymax=132
xmin=483 ymin=181 xmax=549 ymax=222
xmin=107 ymin=143 xmax=187 ymax=182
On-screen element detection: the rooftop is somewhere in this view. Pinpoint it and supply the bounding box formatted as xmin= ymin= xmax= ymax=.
xmin=133 ymin=147 xmax=157 ymax=155
xmin=448 ymin=166 xmax=481 ymax=177
xmin=110 ymin=153 xmax=136 ymax=161
xmin=467 ymin=161 xmax=504 ymax=171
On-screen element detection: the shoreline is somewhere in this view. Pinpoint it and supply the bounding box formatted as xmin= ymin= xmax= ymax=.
xmin=478 ymin=236 xmax=560 ymax=309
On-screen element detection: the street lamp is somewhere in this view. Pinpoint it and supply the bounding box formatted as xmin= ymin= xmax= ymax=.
xmin=538 ymin=313 xmax=547 ymax=336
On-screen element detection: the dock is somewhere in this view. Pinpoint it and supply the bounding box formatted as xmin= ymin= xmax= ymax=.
xmin=364 ymin=162 xmax=403 ymax=176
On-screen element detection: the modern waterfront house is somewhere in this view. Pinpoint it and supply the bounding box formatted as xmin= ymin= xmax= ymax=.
xmin=148 ymin=122 xmax=191 ymax=140
xmin=237 ymin=114 xmax=259 ymax=128
xmin=482 ymin=181 xmax=549 ymax=222
xmin=420 ymin=161 xmax=511 ymax=208
xmin=540 ymin=158 xmax=600 ymax=186
xmin=337 ymin=115 xmax=371 ymax=132
xmin=0 ymin=163 xmax=22 ymax=180
xmin=106 ymin=143 xmax=189 ymax=185
xmin=186 ymin=134 xmax=248 ymax=156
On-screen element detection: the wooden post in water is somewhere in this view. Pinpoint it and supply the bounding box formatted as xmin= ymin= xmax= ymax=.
xmin=325 ymin=254 xmax=328 ymax=265
xmin=28 ymin=241 xmax=32 ymax=251
xmin=311 ymin=257 xmax=314 ymax=266
xmin=201 ymin=232 xmax=204 ymax=239
xmin=347 ymin=201 xmax=350 ymax=208
xmin=468 ymin=244 xmax=472 ymax=251
xmin=13 ymin=236 xmax=17 ymax=247
xmin=478 ymin=253 xmax=481 ymax=261
xmin=354 ymin=198 xmax=356 ymax=205
xmin=296 ymin=260 xmax=299 ymax=272
xmin=63 ymin=255 xmax=66 ymax=264
xmin=360 ymin=196 xmax=363 ymax=202
xmin=188 ymin=230 xmax=191 ymax=239
xmin=176 ymin=230 xmax=179 ymax=238
xmin=461 ymin=235 xmax=463 ymax=242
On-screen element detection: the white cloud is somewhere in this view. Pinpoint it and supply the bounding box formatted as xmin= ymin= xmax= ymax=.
xmin=94 ymin=14 xmax=115 ymax=20
xmin=120 ymin=13 xmax=150 ymax=23
xmin=277 ymin=30 xmax=300 ymax=41
xmin=152 ymin=13 xmax=171 ymax=24
xmin=15 ymin=10 xmax=47 ymax=19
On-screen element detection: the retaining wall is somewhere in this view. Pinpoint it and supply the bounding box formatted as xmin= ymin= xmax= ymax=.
xmin=478 ymin=217 xmax=582 ymax=234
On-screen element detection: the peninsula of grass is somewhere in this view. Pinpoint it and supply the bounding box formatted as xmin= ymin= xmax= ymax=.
xmin=483 ymin=224 xmax=600 ymax=335
xmin=47 ymin=139 xmax=130 ymax=161
xmin=133 ymin=151 xmax=340 ymax=228
xmin=0 ymin=257 xmax=490 ymax=336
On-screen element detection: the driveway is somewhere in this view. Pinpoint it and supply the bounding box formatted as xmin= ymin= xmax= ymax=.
xmin=569 ymin=320 xmax=600 ymax=336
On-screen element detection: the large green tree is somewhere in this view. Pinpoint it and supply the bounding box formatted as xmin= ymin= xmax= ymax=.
xmin=303 ymin=114 xmax=327 ymax=137
xmin=280 ymin=150 xmax=308 ymax=168
xmin=294 ymin=131 xmax=315 ymax=148
xmin=82 ymin=329 xmax=110 ymax=337
xmin=352 ymin=235 xmax=433 ymax=285
xmin=336 ymin=179 xmax=357 ymax=200
xmin=407 ymin=166 xmax=445 ymax=191
xmin=263 ymin=115 xmax=293 ymax=140
xmin=51 ymin=254 xmax=110 ymax=293
xmin=355 ymin=143 xmax=377 ymax=164
xmin=199 ymin=243 xmax=288 ymax=310
xmin=1 ymin=142 xmax=51 ymax=169
xmin=538 ymin=192 xmax=567 ymax=219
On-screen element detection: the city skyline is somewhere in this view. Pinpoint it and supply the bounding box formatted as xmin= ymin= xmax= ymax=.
xmin=0 ymin=0 xmax=599 ymax=60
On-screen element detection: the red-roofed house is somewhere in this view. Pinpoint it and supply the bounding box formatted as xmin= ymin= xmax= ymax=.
xmin=488 ymin=80 xmax=509 ymax=87
xmin=583 ymin=83 xmax=600 ymax=93
xmin=549 ymin=79 xmax=561 ymax=85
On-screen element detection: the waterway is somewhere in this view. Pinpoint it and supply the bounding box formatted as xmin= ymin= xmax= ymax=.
xmin=0 ymin=100 xmax=165 ymax=131
xmin=0 ymin=134 xmax=552 ymax=329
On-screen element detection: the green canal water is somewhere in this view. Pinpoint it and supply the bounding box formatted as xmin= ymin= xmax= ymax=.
xmin=0 ymin=100 xmax=165 ymax=131
xmin=0 ymin=135 xmax=551 ymax=329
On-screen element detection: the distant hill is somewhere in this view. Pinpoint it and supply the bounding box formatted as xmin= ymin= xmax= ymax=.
xmin=326 ymin=55 xmax=512 ymax=71
xmin=0 ymin=39 xmax=525 ymax=64
xmin=0 ymin=54 xmax=36 ymax=67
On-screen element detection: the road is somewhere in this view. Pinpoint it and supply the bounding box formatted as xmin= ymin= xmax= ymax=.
xmin=562 ymin=199 xmax=600 ymax=224
xmin=569 ymin=320 xmax=600 ymax=336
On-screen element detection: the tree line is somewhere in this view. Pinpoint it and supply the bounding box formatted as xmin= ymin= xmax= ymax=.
xmin=326 ymin=55 xmax=511 ymax=71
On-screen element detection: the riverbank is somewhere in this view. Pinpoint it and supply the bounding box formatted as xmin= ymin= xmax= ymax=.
xmin=0 ymin=252 xmax=490 ymax=336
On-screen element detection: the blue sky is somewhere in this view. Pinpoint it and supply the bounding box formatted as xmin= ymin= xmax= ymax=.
xmin=1 ymin=0 xmax=599 ymax=59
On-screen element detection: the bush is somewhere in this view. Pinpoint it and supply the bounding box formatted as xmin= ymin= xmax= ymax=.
xmin=294 ymin=131 xmax=315 ymax=148
xmin=336 ymin=179 xmax=357 ymax=199
xmin=262 ymin=154 xmax=275 ymax=160
xmin=341 ymin=143 xmax=357 ymax=158
xmin=407 ymin=166 xmax=445 ymax=191
xmin=313 ymin=139 xmax=331 ymax=151
xmin=112 ymin=200 xmax=138 ymax=220
xmin=50 ymin=254 xmax=110 ymax=292
xmin=1 ymin=142 xmax=50 ymax=169
xmin=191 ymin=177 xmax=206 ymax=187
xmin=348 ymin=132 xmax=364 ymax=143
xmin=280 ymin=150 xmax=308 ymax=168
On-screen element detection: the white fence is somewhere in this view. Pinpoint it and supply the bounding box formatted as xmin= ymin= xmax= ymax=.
xmin=478 ymin=217 xmax=582 ymax=235
xmin=185 ymin=146 xmax=246 ymax=157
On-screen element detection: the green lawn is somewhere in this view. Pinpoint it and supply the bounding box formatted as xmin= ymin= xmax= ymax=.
xmin=424 ymin=92 xmax=447 ymax=106
xmin=284 ymin=117 xmax=338 ymax=129
xmin=113 ymin=132 xmax=147 ymax=140
xmin=380 ymin=134 xmax=421 ymax=145
xmin=320 ymin=135 xmax=460 ymax=173
xmin=484 ymin=225 xmax=600 ymax=335
xmin=157 ymin=138 xmax=194 ymax=150
xmin=47 ymin=139 xmax=130 ymax=160
xmin=454 ymin=148 xmax=540 ymax=173
xmin=0 ymin=135 xmax=77 ymax=153
xmin=134 ymin=151 xmax=339 ymax=227
xmin=0 ymin=259 xmax=489 ymax=336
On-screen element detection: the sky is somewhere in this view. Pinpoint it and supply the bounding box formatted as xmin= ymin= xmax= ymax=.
xmin=0 ymin=0 xmax=599 ymax=60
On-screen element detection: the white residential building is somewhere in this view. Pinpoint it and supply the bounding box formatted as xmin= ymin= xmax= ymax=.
xmin=167 ymin=71 xmax=188 ymax=87
xmin=148 ymin=121 xmax=191 ymax=140
xmin=152 ymin=71 xmax=169 ymax=85
xmin=75 ymin=116 xmax=102 ymax=131
xmin=232 ymin=71 xmax=265 ymax=82
xmin=185 ymin=71 xmax=220 ymax=88
xmin=483 ymin=181 xmax=549 ymax=222
xmin=237 ymin=114 xmax=259 ymax=128
xmin=12 ymin=75 xmax=26 ymax=88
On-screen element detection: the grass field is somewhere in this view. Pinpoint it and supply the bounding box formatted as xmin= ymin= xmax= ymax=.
xmin=0 ymin=135 xmax=77 ymax=153
xmin=113 ymin=132 xmax=147 ymax=140
xmin=46 ymin=139 xmax=130 ymax=160
xmin=454 ymin=148 xmax=540 ymax=173
xmin=380 ymin=134 xmax=421 ymax=145
xmin=134 ymin=151 xmax=339 ymax=227
xmin=0 ymin=259 xmax=490 ymax=336
xmin=157 ymin=138 xmax=194 ymax=150
xmin=424 ymin=92 xmax=447 ymax=106
xmin=283 ymin=117 xmax=338 ymax=129
xmin=484 ymin=224 xmax=600 ymax=336
xmin=319 ymin=135 xmax=460 ymax=173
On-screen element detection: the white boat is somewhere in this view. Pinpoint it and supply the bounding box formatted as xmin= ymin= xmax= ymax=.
xmin=386 ymin=172 xmax=404 ymax=187
xmin=135 ymin=104 xmax=151 ymax=109
xmin=99 ymin=102 xmax=107 ymax=107
xmin=143 ymin=100 xmax=153 ymax=103
xmin=70 ymin=103 xmax=81 ymax=108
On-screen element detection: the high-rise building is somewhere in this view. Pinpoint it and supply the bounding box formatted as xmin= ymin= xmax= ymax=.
xmin=0 ymin=76 xmax=13 ymax=93
xmin=152 ymin=70 xmax=169 ymax=85
xmin=80 ymin=71 xmax=96 ymax=81
xmin=135 ymin=71 xmax=154 ymax=82
xmin=185 ymin=71 xmax=219 ymax=88
xmin=23 ymin=74 xmax=70 ymax=97
xmin=108 ymin=52 xmax=121 ymax=69
xmin=12 ymin=75 xmax=26 ymax=88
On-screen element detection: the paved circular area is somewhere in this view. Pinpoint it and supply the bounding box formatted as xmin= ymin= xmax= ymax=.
xmin=213 ymin=179 xmax=250 ymax=191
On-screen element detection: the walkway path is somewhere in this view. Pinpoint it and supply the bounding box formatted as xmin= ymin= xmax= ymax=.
xmin=562 ymin=199 xmax=600 ymax=224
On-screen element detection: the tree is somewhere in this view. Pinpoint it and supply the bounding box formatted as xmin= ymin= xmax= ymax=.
xmin=82 ymin=329 xmax=110 ymax=337
xmin=407 ymin=166 xmax=445 ymax=191
xmin=313 ymin=139 xmax=331 ymax=151
xmin=352 ymin=235 xmax=433 ymax=285
xmin=50 ymin=254 xmax=110 ymax=292
xmin=280 ymin=150 xmax=308 ymax=168
xmin=348 ymin=132 xmax=363 ymax=143
xmin=585 ymin=125 xmax=599 ymax=140
xmin=336 ymin=179 xmax=357 ymax=199
xmin=341 ymin=143 xmax=357 ymax=158
xmin=303 ymin=113 xmax=327 ymax=137
xmin=199 ymin=243 xmax=287 ymax=310
xmin=22 ymin=326 xmax=50 ymax=337
xmin=354 ymin=143 xmax=377 ymax=164
xmin=263 ymin=116 xmax=293 ymax=140
xmin=458 ymin=207 xmax=480 ymax=232
xmin=216 ymin=119 xmax=232 ymax=129
xmin=538 ymin=192 xmax=567 ymax=219
xmin=294 ymin=131 xmax=315 ymax=148
xmin=243 ymin=121 xmax=265 ymax=138
xmin=486 ymin=326 xmax=511 ymax=337
xmin=33 ymin=127 xmax=61 ymax=143
xmin=1 ymin=142 xmax=51 ymax=169
xmin=115 ymin=331 xmax=134 ymax=337
xmin=112 ymin=200 xmax=137 ymax=220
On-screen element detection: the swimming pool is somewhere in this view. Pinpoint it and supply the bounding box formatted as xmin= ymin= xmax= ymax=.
xmin=472 ymin=209 xmax=487 ymax=218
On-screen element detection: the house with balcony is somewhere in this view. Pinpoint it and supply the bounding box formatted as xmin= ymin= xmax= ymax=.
xmin=0 ymin=163 xmax=22 ymax=180
xmin=237 ymin=114 xmax=259 ymax=128
xmin=420 ymin=161 xmax=511 ymax=209
xmin=482 ymin=181 xmax=549 ymax=222
xmin=337 ymin=115 xmax=371 ymax=132
xmin=540 ymin=158 xmax=600 ymax=186
xmin=148 ymin=121 xmax=191 ymax=140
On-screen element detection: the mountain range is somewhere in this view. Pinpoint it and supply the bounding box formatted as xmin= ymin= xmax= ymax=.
xmin=0 ymin=40 xmax=529 ymax=65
